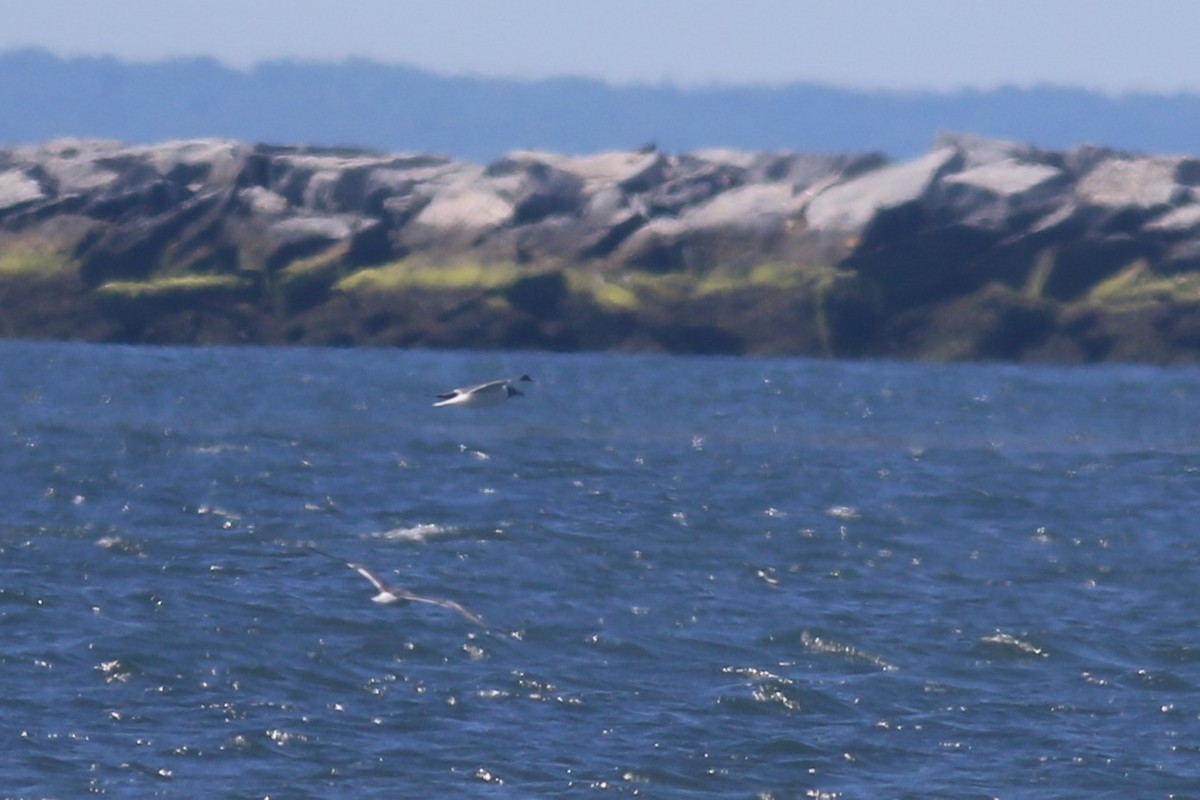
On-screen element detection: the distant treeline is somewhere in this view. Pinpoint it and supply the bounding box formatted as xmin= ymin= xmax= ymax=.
xmin=3 ymin=48 xmax=1200 ymax=160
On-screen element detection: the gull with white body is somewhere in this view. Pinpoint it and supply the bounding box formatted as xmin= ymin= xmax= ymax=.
xmin=309 ymin=547 xmax=486 ymax=627
xmin=433 ymin=374 xmax=532 ymax=408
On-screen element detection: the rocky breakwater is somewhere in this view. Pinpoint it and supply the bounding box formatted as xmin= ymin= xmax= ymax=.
xmin=1 ymin=133 xmax=1200 ymax=361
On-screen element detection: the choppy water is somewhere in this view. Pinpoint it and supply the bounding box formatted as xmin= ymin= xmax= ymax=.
xmin=3 ymin=341 xmax=1200 ymax=798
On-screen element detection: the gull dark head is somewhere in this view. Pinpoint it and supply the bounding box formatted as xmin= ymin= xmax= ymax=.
xmin=506 ymin=375 xmax=532 ymax=397
xmin=506 ymin=386 xmax=523 ymax=398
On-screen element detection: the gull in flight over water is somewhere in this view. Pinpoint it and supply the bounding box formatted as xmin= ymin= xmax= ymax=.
xmin=309 ymin=547 xmax=486 ymax=627
xmin=433 ymin=374 xmax=532 ymax=408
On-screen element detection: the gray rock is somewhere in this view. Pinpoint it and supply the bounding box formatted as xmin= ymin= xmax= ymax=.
xmin=1075 ymin=156 xmax=1189 ymax=209
xmin=804 ymin=147 xmax=961 ymax=232
xmin=933 ymin=132 xmax=1044 ymax=169
xmin=259 ymin=214 xmax=365 ymax=271
xmin=5 ymin=132 xmax=1200 ymax=361
xmin=545 ymin=149 xmax=666 ymax=194
xmin=0 ymin=170 xmax=45 ymax=214
xmin=942 ymin=159 xmax=1063 ymax=197
xmin=237 ymin=186 xmax=289 ymax=216
xmin=412 ymin=178 xmax=514 ymax=232
xmin=1147 ymin=203 xmax=1200 ymax=233
xmin=19 ymin=138 xmax=125 ymax=195
xmin=616 ymin=183 xmax=801 ymax=271
xmin=937 ymin=159 xmax=1067 ymax=231
xmin=136 ymin=138 xmax=250 ymax=187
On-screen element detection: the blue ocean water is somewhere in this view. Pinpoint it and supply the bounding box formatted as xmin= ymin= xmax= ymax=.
xmin=2 ymin=340 xmax=1199 ymax=798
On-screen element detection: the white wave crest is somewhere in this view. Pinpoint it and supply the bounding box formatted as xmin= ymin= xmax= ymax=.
xmin=371 ymin=523 xmax=457 ymax=542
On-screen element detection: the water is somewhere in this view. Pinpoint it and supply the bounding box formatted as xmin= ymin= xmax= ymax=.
xmin=2 ymin=341 xmax=1199 ymax=798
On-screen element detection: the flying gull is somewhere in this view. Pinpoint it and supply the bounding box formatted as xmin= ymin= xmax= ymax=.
xmin=309 ymin=546 xmax=486 ymax=627
xmin=433 ymin=374 xmax=532 ymax=408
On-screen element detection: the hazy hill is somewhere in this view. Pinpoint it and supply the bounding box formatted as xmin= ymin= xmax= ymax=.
xmin=3 ymin=48 xmax=1200 ymax=160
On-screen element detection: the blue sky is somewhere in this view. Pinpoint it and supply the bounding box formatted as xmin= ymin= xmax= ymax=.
xmin=4 ymin=0 xmax=1199 ymax=93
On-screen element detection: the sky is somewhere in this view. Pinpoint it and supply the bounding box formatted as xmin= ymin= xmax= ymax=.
xmin=3 ymin=0 xmax=1200 ymax=94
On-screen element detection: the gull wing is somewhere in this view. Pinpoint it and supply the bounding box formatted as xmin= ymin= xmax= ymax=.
xmin=309 ymin=546 xmax=389 ymax=593
xmin=401 ymin=590 xmax=487 ymax=627
xmin=436 ymin=377 xmax=514 ymax=398
xmin=347 ymin=562 xmax=390 ymax=594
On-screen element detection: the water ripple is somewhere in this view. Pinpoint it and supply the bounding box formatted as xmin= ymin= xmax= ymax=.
xmin=4 ymin=343 xmax=1200 ymax=795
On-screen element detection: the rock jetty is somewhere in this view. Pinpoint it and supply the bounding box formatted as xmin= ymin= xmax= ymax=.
xmin=2 ymin=133 xmax=1199 ymax=362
